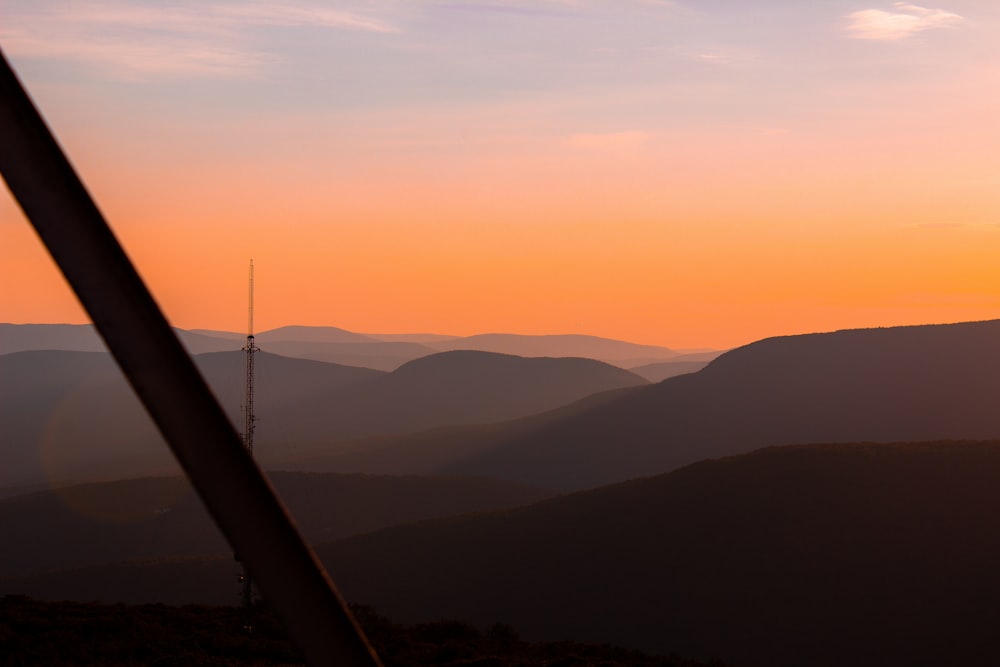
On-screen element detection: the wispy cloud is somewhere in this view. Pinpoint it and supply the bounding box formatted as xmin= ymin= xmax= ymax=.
xmin=846 ymin=3 xmax=963 ymax=41
xmin=672 ymin=45 xmax=757 ymax=68
xmin=1 ymin=1 xmax=399 ymax=80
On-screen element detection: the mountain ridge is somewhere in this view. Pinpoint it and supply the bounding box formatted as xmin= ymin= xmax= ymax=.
xmin=444 ymin=319 xmax=1000 ymax=489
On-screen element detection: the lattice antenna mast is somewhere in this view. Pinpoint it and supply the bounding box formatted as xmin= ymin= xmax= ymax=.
xmin=239 ymin=259 xmax=259 ymax=624
xmin=243 ymin=259 xmax=257 ymax=455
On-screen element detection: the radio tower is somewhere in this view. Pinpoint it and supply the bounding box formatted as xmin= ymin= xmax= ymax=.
xmin=238 ymin=259 xmax=258 ymax=629
xmin=243 ymin=259 xmax=258 ymax=457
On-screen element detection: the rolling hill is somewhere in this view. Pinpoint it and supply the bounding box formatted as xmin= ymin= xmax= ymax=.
xmin=273 ymin=350 xmax=648 ymax=444
xmin=444 ymin=319 xmax=1000 ymax=489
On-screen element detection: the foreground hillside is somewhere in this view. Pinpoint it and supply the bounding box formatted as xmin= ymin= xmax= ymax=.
xmin=446 ymin=319 xmax=1000 ymax=488
xmin=0 ymin=597 xmax=724 ymax=667
xmin=10 ymin=441 xmax=998 ymax=667
xmin=324 ymin=440 xmax=1000 ymax=667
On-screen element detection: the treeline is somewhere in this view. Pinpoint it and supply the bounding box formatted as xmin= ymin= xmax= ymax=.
xmin=0 ymin=595 xmax=728 ymax=666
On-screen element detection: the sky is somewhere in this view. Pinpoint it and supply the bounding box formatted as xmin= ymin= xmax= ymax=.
xmin=1 ymin=0 xmax=999 ymax=350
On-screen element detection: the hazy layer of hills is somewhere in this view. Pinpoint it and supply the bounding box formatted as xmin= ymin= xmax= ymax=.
xmin=0 ymin=346 xmax=645 ymax=490
xmin=7 ymin=441 xmax=1000 ymax=667
xmin=1 ymin=323 xmax=694 ymax=371
xmin=0 ymin=472 xmax=551 ymax=579
xmin=7 ymin=319 xmax=1000 ymax=493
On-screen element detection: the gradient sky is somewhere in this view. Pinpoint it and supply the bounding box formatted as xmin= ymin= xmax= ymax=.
xmin=2 ymin=0 xmax=998 ymax=349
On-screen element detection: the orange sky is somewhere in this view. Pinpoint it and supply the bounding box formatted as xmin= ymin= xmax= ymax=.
xmin=2 ymin=1 xmax=999 ymax=349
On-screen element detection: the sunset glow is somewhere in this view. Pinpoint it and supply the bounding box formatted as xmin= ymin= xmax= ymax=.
xmin=2 ymin=0 xmax=999 ymax=349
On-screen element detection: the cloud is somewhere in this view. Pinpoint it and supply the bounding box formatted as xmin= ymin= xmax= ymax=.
xmin=213 ymin=4 xmax=399 ymax=33
xmin=846 ymin=3 xmax=963 ymax=41
xmin=565 ymin=131 xmax=654 ymax=157
xmin=0 ymin=1 xmax=399 ymax=80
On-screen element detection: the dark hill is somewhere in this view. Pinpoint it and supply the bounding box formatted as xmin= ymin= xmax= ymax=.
xmin=447 ymin=319 xmax=1000 ymax=489
xmin=255 ymin=325 xmax=376 ymax=344
xmin=275 ymin=350 xmax=648 ymax=445
xmin=430 ymin=333 xmax=677 ymax=365
xmin=9 ymin=441 xmax=1000 ymax=667
xmin=386 ymin=350 xmax=647 ymax=422
xmin=0 ymin=471 xmax=552 ymax=579
xmin=319 ymin=440 xmax=1000 ymax=667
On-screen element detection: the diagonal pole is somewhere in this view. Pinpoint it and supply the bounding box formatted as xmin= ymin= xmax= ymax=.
xmin=0 ymin=47 xmax=382 ymax=667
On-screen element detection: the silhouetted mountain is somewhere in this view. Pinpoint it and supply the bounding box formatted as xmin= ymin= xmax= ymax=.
xmin=9 ymin=441 xmax=1000 ymax=667
xmin=0 ymin=471 xmax=552 ymax=579
xmin=0 ymin=348 xmax=644 ymax=489
xmin=278 ymin=351 xmax=648 ymax=445
xmin=255 ymin=325 xmax=377 ymax=344
xmin=446 ymin=320 xmax=1000 ymax=489
xmin=429 ymin=333 xmax=678 ymax=365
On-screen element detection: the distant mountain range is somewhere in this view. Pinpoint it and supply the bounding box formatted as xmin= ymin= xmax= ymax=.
xmin=8 ymin=441 xmax=1000 ymax=667
xmin=0 ymin=323 xmax=695 ymax=371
